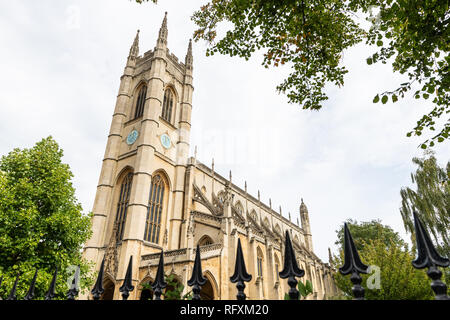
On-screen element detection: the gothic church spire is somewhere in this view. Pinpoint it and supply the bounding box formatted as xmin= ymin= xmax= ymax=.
xmin=129 ymin=29 xmax=140 ymax=58
xmin=157 ymin=12 xmax=168 ymax=47
xmin=185 ymin=39 xmax=193 ymax=70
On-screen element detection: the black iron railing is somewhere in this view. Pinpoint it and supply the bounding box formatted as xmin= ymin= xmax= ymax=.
xmin=0 ymin=211 xmax=448 ymax=300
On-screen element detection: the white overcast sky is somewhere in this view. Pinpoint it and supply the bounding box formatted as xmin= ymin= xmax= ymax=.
xmin=0 ymin=0 xmax=448 ymax=263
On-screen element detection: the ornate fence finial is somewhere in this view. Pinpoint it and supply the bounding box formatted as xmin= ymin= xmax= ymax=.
xmin=6 ymin=273 xmax=20 ymax=300
xmin=24 ymin=269 xmax=38 ymax=300
xmin=338 ymin=223 xmax=368 ymax=300
xmin=152 ymin=250 xmax=167 ymax=300
xmin=188 ymin=245 xmax=207 ymax=300
xmin=279 ymin=230 xmax=304 ymax=300
xmin=44 ymin=267 xmax=58 ymax=300
xmin=412 ymin=211 xmax=449 ymax=300
xmin=120 ymin=256 xmax=135 ymax=300
xmin=91 ymin=259 xmax=105 ymax=300
xmin=67 ymin=266 xmax=80 ymax=300
xmin=230 ymin=238 xmax=252 ymax=300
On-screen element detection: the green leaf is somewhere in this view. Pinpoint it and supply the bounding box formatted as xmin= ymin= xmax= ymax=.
xmin=305 ymin=280 xmax=313 ymax=294
xmin=381 ymin=95 xmax=388 ymax=104
xmin=373 ymin=94 xmax=380 ymax=103
xmin=392 ymin=94 xmax=398 ymax=102
xmin=298 ymin=281 xmax=307 ymax=298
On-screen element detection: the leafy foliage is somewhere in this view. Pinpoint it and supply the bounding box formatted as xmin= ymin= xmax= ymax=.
xmin=0 ymin=137 xmax=93 ymax=299
xmin=135 ymin=0 xmax=450 ymax=148
xmin=335 ymin=219 xmax=405 ymax=251
xmin=163 ymin=274 xmax=192 ymax=300
xmin=400 ymin=151 xmax=449 ymax=285
xmin=332 ymin=238 xmax=435 ymax=300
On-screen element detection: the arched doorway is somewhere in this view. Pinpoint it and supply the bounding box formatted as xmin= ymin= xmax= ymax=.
xmin=101 ymin=278 xmax=115 ymax=300
xmin=199 ymin=278 xmax=214 ymax=300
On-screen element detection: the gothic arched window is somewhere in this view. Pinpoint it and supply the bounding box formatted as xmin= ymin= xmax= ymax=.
xmin=274 ymin=254 xmax=280 ymax=281
xmin=235 ymin=201 xmax=244 ymax=215
xmin=198 ymin=235 xmax=213 ymax=246
xmin=144 ymin=174 xmax=166 ymax=243
xmin=162 ymin=88 xmax=174 ymax=123
xmin=257 ymin=247 xmax=264 ymax=277
xmin=217 ymin=191 xmax=226 ymax=204
xmin=134 ymin=85 xmax=147 ymax=119
xmin=115 ymin=172 xmax=133 ymax=241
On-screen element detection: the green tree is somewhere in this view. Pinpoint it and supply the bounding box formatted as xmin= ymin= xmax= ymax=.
xmin=400 ymin=152 xmax=449 ymax=257
xmin=400 ymin=152 xmax=449 ymax=286
xmin=0 ymin=137 xmax=93 ymax=299
xmin=335 ymin=219 xmax=405 ymax=251
xmin=136 ymin=0 xmax=449 ymax=148
xmin=332 ymin=238 xmax=434 ymax=300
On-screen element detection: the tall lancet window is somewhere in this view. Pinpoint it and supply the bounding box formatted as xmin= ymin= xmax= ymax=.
xmin=115 ymin=172 xmax=133 ymax=241
xmin=134 ymin=85 xmax=147 ymax=119
xmin=144 ymin=174 xmax=166 ymax=243
xmin=161 ymin=88 xmax=174 ymax=123
xmin=257 ymin=247 xmax=264 ymax=277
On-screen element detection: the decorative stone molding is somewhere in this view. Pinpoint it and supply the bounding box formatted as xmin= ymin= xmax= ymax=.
xmin=104 ymin=220 xmax=120 ymax=278
xmin=191 ymin=211 xmax=222 ymax=228
xmin=193 ymin=183 xmax=222 ymax=216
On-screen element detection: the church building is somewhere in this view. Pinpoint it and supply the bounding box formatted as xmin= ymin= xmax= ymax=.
xmin=82 ymin=13 xmax=338 ymax=300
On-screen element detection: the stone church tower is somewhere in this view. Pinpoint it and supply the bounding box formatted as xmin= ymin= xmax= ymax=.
xmin=82 ymin=14 xmax=337 ymax=300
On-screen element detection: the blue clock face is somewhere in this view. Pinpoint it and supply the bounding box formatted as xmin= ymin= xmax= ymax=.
xmin=160 ymin=133 xmax=171 ymax=149
xmin=126 ymin=130 xmax=139 ymax=145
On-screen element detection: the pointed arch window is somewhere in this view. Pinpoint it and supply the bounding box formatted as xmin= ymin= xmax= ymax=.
xmin=162 ymin=88 xmax=174 ymax=123
xmin=198 ymin=235 xmax=213 ymax=246
xmin=115 ymin=172 xmax=133 ymax=241
xmin=257 ymin=248 xmax=264 ymax=277
xmin=274 ymin=255 xmax=280 ymax=281
xmin=134 ymin=85 xmax=147 ymax=119
xmin=144 ymin=174 xmax=166 ymax=243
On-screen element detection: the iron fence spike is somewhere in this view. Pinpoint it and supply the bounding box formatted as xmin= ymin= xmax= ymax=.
xmin=119 ymin=256 xmax=135 ymax=300
xmin=151 ymin=250 xmax=167 ymax=300
xmin=230 ymin=238 xmax=252 ymax=300
xmin=24 ymin=269 xmax=38 ymax=300
xmin=279 ymin=230 xmax=304 ymax=300
xmin=44 ymin=267 xmax=58 ymax=300
xmin=67 ymin=266 xmax=80 ymax=300
xmin=187 ymin=245 xmax=207 ymax=300
xmin=91 ymin=259 xmax=105 ymax=300
xmin=338 ymin=223 xmax=368 ymax=300
xmin=412 ymin=211 xmax=449 ymax=300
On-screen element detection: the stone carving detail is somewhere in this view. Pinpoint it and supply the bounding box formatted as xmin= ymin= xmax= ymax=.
xmin=187 ymin=213 xmax=196 ymax=237
xmin=231 ymin=202 xmax=246 ymax=224
xmin=104 ymin=220 xmax=119 ymax=278
xmin=247 ymin=210 xmax=264 ymax=235
xmin=212 ymin=192 xmax=224 ymax=215
xmin=163 ymin=229 xmax=168 ymax=246
xmin=261 ymin=219 xmax=276 ymax=240
xmin=193 ymin=183 xmax=222 ymax=216
xmin=191 ymin=211 xmax=222 ymax=228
